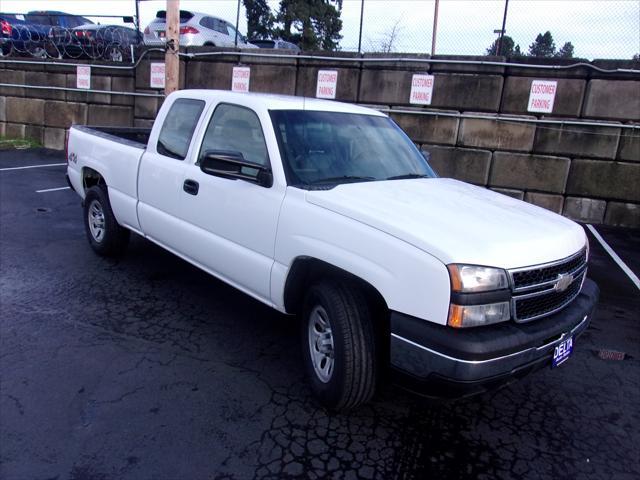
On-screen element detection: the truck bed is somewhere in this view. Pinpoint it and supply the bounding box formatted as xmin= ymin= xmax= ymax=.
xmin=72 ymin=125 xmax=152 ymax=149
xmin=67 ymin=124 xmax=151 ymax=233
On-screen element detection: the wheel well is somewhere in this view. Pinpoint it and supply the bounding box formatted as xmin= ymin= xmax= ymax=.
xmin=284 ymin=257 xmax=388 ymax=317
xmin=284 ymin=257 xmax=391 ymax=371
xmin=82 ymin=167 xmax=105 ymax=192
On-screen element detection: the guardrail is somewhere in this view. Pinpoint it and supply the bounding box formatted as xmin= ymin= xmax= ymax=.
xmin=1 ymin=42 xmax=639 ymax=75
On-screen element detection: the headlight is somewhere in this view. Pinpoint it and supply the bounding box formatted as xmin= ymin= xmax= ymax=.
xmin=447 ymin=264 xmax=509 ymax=293
xmin=448 ymin=302 xmax=511 ymax=328
xmin=447 ymin=264 xmax=511 ymax=328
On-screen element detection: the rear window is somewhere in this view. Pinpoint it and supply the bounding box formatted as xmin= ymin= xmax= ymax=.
xmin=157 ymin=99 xmax=205 ymax=160
xmin=154 ymin=10 xmax=194 ymax=23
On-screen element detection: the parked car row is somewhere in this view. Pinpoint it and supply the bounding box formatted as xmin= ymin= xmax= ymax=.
xmin=0 ymin=9 xmax=299 ymax=62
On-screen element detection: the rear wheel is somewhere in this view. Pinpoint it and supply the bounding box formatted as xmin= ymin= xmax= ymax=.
xmin=301 ymin=280 xmax=377 ymax=410
xmin=0 ymin=42 xmax=11 ymax=57
xmin=83 ymin=185 xmax=130 ymax=256
xmin=104 ymin=46 xmax=124 ymax=62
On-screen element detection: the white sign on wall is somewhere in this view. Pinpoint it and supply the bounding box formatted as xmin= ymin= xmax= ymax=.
xmin=528 ymin=80 xmax=557 ymax=113
xmin=316 ymin=70 xmax=338 ymax=99
xmin=150 ymin=63 xmax=166 ymax=89
xmin=409 ymin=74 xmax=434 ymax=105
xmin=232 ymin=66 xmax=251 ymax=93
xmin=76 ymin=65 xmax=91 ymax=89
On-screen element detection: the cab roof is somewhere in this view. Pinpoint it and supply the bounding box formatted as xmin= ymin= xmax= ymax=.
xmin=174 ymin=89 xmax=387 ymax=116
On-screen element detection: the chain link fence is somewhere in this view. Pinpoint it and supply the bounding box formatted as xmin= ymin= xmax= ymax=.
xmin=343 ymin=0 xmax=639 ymax=59
xmin=0 ymin=0 xmax=638 ymax=61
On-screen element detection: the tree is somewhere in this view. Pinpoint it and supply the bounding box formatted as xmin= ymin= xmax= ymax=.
xmin=365 ymin=17 xmax=403 ymax=53
xmin=275 ymin=0 xmax=343 ymax=51
xmin=486 ymin=35 xmax=522 ymax=57
xmin=243 ymin=0 xmax=274 ymax=40
xmin=528 ymin=31 xmax=556 ymax=57
xmin=555 ymin=41 xmax=574 ymax=58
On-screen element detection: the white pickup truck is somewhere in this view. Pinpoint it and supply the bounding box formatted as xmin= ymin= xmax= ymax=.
xmin=66 ymin=90 xmax=599 ymax=410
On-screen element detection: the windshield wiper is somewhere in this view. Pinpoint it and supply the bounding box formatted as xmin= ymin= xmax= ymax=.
xmin=309 ymin=175 xmax=376 ymax=185
xmin=386 ymin=173 xmax=430 ymax=180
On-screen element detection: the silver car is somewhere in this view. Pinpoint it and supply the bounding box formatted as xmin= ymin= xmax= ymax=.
xmin=143 ymin=10 xmax=257 ymax=48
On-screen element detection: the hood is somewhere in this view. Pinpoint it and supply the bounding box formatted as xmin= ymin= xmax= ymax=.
xmin=305 ymin=178 xmax=586 ymax=269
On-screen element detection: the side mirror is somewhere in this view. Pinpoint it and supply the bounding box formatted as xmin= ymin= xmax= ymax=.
xmin=200 ymin=150 xmax=273 ymax=188
xmin=421 ymin=150 xmax=431 ymax=162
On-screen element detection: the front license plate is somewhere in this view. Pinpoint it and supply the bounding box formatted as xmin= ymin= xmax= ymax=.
xmin=158 ymin=31 xmax=166 ymax=38
xmin=552 ymin=336 xmax=573 ymax=368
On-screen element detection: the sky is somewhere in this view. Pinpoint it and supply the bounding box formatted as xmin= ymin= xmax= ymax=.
xmin=0 ymin=0 xmax=638 ymax=59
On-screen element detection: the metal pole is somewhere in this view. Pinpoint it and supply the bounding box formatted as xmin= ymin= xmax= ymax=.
xmin=497 ymin=0 xmax=509 ymax=55
xmin=357 ymin=0 xmax=365 ymax=53
xmin=234 ymin=0 xmax=241 ymax=47
xmin=165 ymin=0 xmax=180 ymax=94
xmin=431 ymin=0 xmax=439 ymax=55
xmin=135 ymin=0 xmax=141 ymax=35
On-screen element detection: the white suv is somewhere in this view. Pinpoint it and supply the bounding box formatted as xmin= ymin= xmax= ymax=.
xmin=143 ymin=10 xmax=257 ymax=48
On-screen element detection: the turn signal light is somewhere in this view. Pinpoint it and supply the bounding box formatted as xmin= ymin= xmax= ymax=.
xmin=448 ymin=304 xmax=464 ymax=328
xmin=447 ymin=302 xmax=511 ymax=328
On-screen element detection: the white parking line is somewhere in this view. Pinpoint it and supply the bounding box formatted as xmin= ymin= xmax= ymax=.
xmin=36 ymin=186 xmax=71 ymax=193
xmin=0 ymin=163 xmax=66 ymax=171
xmin=586 ymin=224 xmax=640 ymax=291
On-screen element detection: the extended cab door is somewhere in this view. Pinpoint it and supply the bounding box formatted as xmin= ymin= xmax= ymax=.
xmin=138 ymin=97 xmax=206 ymax=250
xmin=178 ymin=102 xmax=285 ymax=303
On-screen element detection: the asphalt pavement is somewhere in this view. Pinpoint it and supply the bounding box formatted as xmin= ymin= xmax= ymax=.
xmin=1 ymin=148 xmax=638 ymax=480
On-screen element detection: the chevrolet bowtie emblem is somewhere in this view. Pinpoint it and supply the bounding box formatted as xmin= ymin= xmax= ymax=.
xmin=555 ymin=273 xmax=573 ymax=292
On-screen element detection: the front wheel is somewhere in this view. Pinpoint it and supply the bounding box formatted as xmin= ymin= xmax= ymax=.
xmin=83 ymin=185 xmax=130 ymax=256
xmin=301 ymin=280 xmax=378 ymax=410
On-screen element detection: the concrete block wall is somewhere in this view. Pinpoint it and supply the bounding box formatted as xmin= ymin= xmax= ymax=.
xmin=1 ymin=51 xmax=638 ymax=227
xmin=0 ymin=62 xmax=135 ymax=150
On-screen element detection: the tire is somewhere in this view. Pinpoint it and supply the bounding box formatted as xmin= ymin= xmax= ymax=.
xmin=83 ymin=185 xmax=130 ymax=257
xmin=301 ymin=280 xmax=377 ymax=410
xmin=104 ymin=46 xmax=124 ymax=62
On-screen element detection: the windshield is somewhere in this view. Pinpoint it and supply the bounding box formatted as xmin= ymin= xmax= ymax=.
xmin=270 ymin=110 xmax=436 ymax=188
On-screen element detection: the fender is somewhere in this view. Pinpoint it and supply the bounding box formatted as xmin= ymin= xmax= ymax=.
xmin=271 ymin=191 xmax=451 ymax=325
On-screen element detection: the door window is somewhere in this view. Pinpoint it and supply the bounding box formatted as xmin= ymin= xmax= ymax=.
xmin=157 ymin=98 xmax=205 ymax=160
xmin=25 ymin=14 xmax=52 ymax=25
xmin=211 ymin=19 xmax=227 ymax=35
xmin=200 ymin=17 xmax=214 ymax=31
xmin=226 ymin=23 xmax=240 ymax=40
xmin=199 ymin=104 xmax=269 ymax=167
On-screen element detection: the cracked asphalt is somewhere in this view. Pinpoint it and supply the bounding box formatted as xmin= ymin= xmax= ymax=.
xmin=1 ymin=148 xmax=639 ymax=480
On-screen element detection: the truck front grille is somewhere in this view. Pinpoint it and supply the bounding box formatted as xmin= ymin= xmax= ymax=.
xmin=512 ymin=248 xmax=587 ymax=291
xmin=509 ymin=248 xmax=587 ymax=322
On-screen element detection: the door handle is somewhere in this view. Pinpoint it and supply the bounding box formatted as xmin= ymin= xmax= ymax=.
xmin=183 ymin=179 xmax=199 ymax=195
